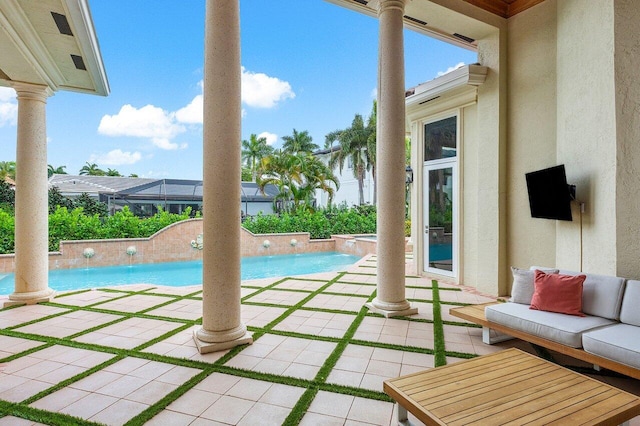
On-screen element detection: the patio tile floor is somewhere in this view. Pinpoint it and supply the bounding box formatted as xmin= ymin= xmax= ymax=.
xmin=0 ymin=253 xmax=638 ymax=425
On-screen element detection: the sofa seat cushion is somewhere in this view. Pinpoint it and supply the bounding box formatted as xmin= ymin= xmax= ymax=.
xmin=583 ymin=324 xmax=640 ymax=369
xmin=485 ymin=302 xmax=615 ymax=348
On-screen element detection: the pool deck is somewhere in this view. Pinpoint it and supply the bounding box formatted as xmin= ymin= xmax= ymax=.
xmin=0 ymin=254 xmax=638 ymax=425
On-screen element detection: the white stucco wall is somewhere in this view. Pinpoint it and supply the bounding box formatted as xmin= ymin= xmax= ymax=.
xmin=613 ymin=0 xmax=640 ymax=279
xmin=506 ymin=0 xmax=558 ymax=277
xmin=314 ymin=152 xmax=375 ymax=208
xmin=556 ymin=0 xmax=617 ymax=275
xmin=474 ymin=29 xmax=508 ymax=295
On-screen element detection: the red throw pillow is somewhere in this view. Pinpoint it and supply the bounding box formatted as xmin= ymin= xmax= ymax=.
xmin=530 ymin=270 xmax=586 ymax=317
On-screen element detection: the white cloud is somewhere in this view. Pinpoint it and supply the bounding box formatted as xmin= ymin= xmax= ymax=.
xmin=175 ymin=94 xmax=203 ymax=124
xmin=370 ymin=87 xmax=378 ymax=99
xmin=241 ymin=67 xmax=295 ymax=108
xmin=437 ymin=62 xmax=466 ymax=77
xmin=258 ymin=131 xmax=278 ymax=146
xmin=98 ymin=104 xmax=186 ymax=150
xmin=0 ymin=87 xmax=17 ymax=127
xmin=89 ymin=149 xmax=142 ymax=166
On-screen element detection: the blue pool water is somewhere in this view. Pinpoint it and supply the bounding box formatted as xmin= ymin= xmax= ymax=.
xmin=0 ymin=252 xmax=361 ymax=295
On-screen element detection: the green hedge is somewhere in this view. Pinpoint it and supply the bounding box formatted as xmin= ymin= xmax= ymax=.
xmin=0 ymin=204 xmax=404 ymax=255
xmin=241 ymin=205 xmax=377 ymax=239
xmin=0 ymin=206 xmax=194 ymax=254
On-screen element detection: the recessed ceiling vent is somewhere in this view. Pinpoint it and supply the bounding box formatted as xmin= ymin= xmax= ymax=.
xmin=404 ymin=15 xmax=427 ymax=26
xmin=51 ymin=12 xmax=73 ymax=36
xmin=352 ymin=0 xmax=368 ymax=5
xmin=71 ymin=55 xmax=86 ymax=70
xmin=453 ymin=33 xmax=475 ymax=44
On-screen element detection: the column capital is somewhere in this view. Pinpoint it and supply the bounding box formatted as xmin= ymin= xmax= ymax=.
xmin=378 ymin=0 xmax=408 ymax=15
xmin=10 ymin=83 xmax=53 ymax=103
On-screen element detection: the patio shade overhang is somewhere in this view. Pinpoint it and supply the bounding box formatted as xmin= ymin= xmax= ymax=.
xmin=324 ymin=0 xmax=545 ymax=49
xmin=0 ymin=0 xmax=109 ymax=96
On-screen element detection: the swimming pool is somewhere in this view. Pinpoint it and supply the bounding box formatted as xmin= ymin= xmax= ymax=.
xmin=0 ymin=252 xmax=361 ymax=295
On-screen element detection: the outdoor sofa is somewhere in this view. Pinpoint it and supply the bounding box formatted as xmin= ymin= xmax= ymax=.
xmin=481 ymin=266 xmax=640 ymax=379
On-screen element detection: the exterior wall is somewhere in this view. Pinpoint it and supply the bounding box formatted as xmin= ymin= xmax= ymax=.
xmin=613 ymin=0 xmax=640 ymax=279
xmin=314 ymin=151 xmax=375 ymax=208
xmin=506 ymin=0 xmax=558 ymax=279
xmin=556 ymin=0 xmax=617 ymax=274
xmin=473 ymin=29 xmax=508 ymax=296
xmin=460 ymin=103 xmax=479 ymax=287
xmin=0 ymin=219 xmax=372 ymax=274
xmin=505 ymin=0 xmax=640 ymax=287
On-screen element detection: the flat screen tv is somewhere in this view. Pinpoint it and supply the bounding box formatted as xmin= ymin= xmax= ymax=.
xmin=525 ymin=165 xmax=573 ymax=221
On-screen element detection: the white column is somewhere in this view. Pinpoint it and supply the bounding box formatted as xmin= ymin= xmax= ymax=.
xmin=366 ymin=0 xmax=417 ymax=317
xmin=194 ymin=0 xmax=252 ymax=353
xmin=5 ymin=84 xmax=55 ymax=307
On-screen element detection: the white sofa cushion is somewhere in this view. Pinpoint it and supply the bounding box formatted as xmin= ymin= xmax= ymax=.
xmin=485 ymin=302 xmax=614 ymax=348
xmin=531 ymin=267 xmax=626 ymax=320
xmin=620 ymin=280 xmax=640 ymax=326
xmin=583 ymin=324 xmax=640 ymax=369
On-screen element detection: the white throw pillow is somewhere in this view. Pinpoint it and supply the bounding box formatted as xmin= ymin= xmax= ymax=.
xmin=510 ymin=267 xmax=559 ymax=304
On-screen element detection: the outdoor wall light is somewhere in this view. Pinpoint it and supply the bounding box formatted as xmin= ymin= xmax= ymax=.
xmin=405 ymin=166 xmax=413 ymax=184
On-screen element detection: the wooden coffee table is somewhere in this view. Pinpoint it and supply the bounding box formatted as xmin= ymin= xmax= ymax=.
xmin=383 ymin=348 xmax=640 ymax=425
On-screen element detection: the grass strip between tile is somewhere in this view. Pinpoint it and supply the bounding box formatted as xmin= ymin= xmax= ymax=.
xmin=431 ymin=279 xmax=447 ymax=367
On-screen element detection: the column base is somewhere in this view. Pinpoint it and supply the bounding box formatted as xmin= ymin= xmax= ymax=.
xmin=4 ymin=288 xmax=55 ymax=308
xmin=193 ymin=329 xmax=253 ymax=354
xmin=366 ymin=301 xmax=418 ymax=318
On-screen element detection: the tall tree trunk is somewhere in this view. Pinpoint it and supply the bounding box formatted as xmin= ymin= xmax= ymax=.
xmin=358 ymin=165 xmax=365 ymax=205
xmin=372 ymin=166 xmax=377 ymax=205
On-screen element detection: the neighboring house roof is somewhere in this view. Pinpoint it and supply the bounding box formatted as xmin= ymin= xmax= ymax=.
xmin=313 ymin=146 xmax=341 ymax=156
xmin=3 ymin=176 xmax=16 ymax=187
xmin=48 ymin=175 xmax=157 ymax=196
xmin=49 ymin=175 xmax=278 ymax=202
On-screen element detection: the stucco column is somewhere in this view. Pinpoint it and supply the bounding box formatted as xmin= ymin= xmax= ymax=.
xmin=366 ymin=0 xmax=417 ymax=317
xmin=5 ymin=84 xmax=55 ymax=307
xmin=193 ymin=0 xmax=252 ymax=353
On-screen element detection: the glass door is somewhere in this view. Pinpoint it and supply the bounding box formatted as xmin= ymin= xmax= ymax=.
xmin=422 ymin=116 xmax=457 ymax=277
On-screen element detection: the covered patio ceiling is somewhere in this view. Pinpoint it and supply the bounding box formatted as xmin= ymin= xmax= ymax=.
xmin=0 ymin=0 xmax=109 ymax=95
xmin=326 ymin=0 xmax=545 ymax=49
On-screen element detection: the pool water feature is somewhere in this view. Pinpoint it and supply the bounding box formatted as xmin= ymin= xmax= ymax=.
xmin=0 ymin=252 xmax=361 ymax=295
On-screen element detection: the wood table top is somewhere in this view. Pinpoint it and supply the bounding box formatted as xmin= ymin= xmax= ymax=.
xmin=383 ymin=348 xmax=640 ymax=425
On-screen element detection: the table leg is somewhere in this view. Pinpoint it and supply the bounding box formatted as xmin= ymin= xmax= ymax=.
xmin=396 ymin=403 xmax=412 ymax=426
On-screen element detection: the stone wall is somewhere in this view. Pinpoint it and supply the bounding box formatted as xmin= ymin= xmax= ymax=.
xmin=0 ymin=219 xmax=365 ymax=273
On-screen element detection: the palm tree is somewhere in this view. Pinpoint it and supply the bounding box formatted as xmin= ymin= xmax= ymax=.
xmin=106 ymin=168 xmax=122 ymax=177
xmin=79 ymin=162 xmax=105 ymax=176
xmin=257 ymin=151 xmax=338 ymax=212
xmin=365 ymin=100 xmax=377 ymax=204
xmin=129 ymin=173 xmax=139 ymax=178
xmin=241 ymin=134 xmax=273 ymax=181
xmin=325 ymin=113 xmax=372 ymax=205
xmin=0 ymin=161 xmax=16 ymax=182
xmin=47 ymin=165 xmax=67 ymax=178
xmin=281 ymin=129 xmax=318 ymax=154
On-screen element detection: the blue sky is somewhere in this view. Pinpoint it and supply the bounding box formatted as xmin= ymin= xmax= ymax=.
xmin=0 ymin=0 xmax=477 ymax=180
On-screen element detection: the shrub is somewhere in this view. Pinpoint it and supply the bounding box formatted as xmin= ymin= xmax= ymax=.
xmin=0 ymin=208 xmax=14 ymax=253
xmin=242 ymin=205 xmax=377 ymax=239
